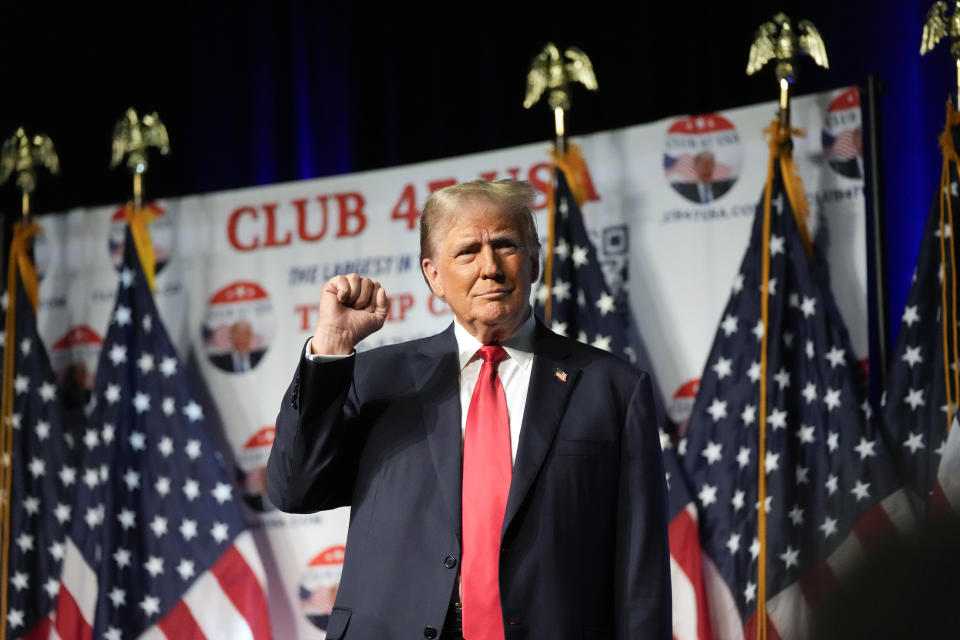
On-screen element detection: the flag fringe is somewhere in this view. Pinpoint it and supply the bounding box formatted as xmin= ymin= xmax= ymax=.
xmin=937 ymin=101 xmax=960 ymax=434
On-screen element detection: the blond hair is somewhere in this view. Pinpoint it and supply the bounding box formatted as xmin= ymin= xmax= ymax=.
xmin=419 ymin=179 xmax=540 ymax=262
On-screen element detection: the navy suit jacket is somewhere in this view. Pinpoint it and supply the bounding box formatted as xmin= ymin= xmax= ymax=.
xmin=267 ymin=321 xmax=671 ymax=639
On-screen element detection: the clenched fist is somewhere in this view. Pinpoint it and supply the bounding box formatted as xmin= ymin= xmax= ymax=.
xmin=310 ymin=274 xmax=390 ymax=355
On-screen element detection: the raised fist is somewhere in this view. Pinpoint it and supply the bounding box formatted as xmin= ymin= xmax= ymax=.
xmin=310 ymin=274 xmax=390 ymax=355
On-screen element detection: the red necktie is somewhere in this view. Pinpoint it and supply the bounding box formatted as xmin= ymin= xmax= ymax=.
xmin=462 ymin=345 xmax=511 ymax=640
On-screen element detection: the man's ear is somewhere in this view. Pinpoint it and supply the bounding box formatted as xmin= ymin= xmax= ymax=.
xmin=422 ymin=258 xmax=445 ymax=298
xmin=529 ymin=247 xmax=540 ymax=283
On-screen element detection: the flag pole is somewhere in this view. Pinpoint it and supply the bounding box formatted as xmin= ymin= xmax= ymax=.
xmin=0 ymin=129 xmax=58 ymax=638
xmin=523 ymin=43 xmax=598 ymax=323
xmin=747 ymin=14 xmax=828 ymax=640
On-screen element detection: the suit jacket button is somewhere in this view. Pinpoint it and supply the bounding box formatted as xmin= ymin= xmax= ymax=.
xmin=423 ymin=626 xmax=438 ymax=639
xmin=443 ymin=555 xmax=457 ymax=569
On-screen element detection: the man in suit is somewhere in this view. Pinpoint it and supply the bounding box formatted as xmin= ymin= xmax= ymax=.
xmin=209 ymin=319 xmax=266 ymax=373
xmin=673 ymin=150 xmax=735 ymax=204
xmin=267 ymin=180 xmax=670 ymax=639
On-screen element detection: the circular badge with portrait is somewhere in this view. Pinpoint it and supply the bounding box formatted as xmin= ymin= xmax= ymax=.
xmin=821 ymin=87 xmax=863 ymax=180
xmin=50 ymin=325 xmax=103 ymax=412
xmin=664 ymin=113 xmax=744 ymax=205
xmin=202 ymin=281 xmax=274 ymax=374
xmin=300 ymin=545 xmax=346 ymax=632
xmin=236 ymin=426 xmax=276 ymax=513
xmin=107 ymin=202 xmax=174 ymax=273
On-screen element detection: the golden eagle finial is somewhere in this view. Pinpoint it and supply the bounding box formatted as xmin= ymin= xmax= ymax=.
xmin=1 ymin=127 xmax=60 ymax=217
xmin=921 ymin=1 xmax=960 ymax=58
xmin=747 ymin=13 xmax=829 ymax=80
xmin=524 ymin=43 xmax=597 ymax=111
xmin=524 ymin=43 xmax=597 ymax=152
xmin=110 ymin=108 xmax=170 ymax=175
xmin=747 ymin=13 xmax=828 ymax=124
xmin=111 ymin=108 xmax=170 ymax=210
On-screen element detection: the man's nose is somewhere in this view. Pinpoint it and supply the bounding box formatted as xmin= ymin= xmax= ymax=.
xmin=479 ymin=245 xmax=502 ymax=279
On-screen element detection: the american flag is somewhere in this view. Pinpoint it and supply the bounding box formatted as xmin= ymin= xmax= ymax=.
xmin=882 ymin=112 xmax=959 ymax=510
xmin=681 ymin=148 xmax=912 ymax=638
xmin=52 ymin=224 xmax=271 ymax=639
xmin=534 ymin=166 xmax=632 ymax=360
xmin=0 ymin=222 xmax=75 ymax=639
xmin=535 ymin=163 xmax=712 ymax=639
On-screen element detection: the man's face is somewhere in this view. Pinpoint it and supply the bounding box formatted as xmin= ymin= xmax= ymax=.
xmin=693 ymin=152 xmax=716 ymax=183
xmin=421 ymin=199 xmax=539 ymax=341
xmin=231 ymin=323 xmax=253 ymax=354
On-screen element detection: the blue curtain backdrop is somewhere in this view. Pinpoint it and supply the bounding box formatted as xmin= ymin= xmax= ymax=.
xmin=0 ymin=0 xmax=952 ymax=358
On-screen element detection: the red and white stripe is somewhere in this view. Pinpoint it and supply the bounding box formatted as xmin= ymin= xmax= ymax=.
xmin=52 ymin=531 xmax=270 ymax=640
xmin=669 ymin=503 xmax=713 ymax=640
xmin=699 ymin=489 xmax=916 ymax=640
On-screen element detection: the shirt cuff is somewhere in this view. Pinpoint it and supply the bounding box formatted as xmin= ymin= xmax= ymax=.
xmin=304 ymin=340 xmax=354 ymax=362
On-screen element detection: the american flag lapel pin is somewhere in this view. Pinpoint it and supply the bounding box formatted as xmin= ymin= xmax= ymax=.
xmin=554 ymin=368 xmax=568 ymax=383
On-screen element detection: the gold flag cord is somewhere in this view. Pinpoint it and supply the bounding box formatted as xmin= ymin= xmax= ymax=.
xmin=755 ymin=121 xmax=811 ymax=640
xmin=938 ymin=100 xmax=960 ymax=434
xmin=125 ymin=205 xmax=158 ymax=292
xmin=0 ymin=222 xmax=40 ymax=640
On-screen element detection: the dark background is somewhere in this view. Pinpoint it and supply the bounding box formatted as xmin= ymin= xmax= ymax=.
xmin=0 ymin=0 xmax=951 ymax=362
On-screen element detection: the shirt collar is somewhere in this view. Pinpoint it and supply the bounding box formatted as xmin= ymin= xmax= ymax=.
xmin=454 ymin=308 xmax=536 ymax=372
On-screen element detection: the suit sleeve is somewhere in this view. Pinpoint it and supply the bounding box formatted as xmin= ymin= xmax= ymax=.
xmin=267 ymin=347 xmax=367 ymax=513
xmin=614 ymin=370 xmax=672 ymax=639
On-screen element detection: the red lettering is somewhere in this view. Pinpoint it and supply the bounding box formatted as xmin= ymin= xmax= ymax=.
xmin=294 ymin=196 xmax=330 ymax=241
xmin=580 ymin=163 xmax=601 ymax=203
xmin=335 ymin=192 xmax=367 ymax=237
xmin=386 ymin=293 xmax=414 ymax=322
xmin=427 ymin=294 xmax=450 ymax=316
xmin=527 ymin=163 xmax=552 ymax=210
xmin=479 ymin=170 xmax=498 ymax=181
xmin=263 ymin=203 xmax=292 ymax=247
xmin=390 ymin=183 xmax=419 ymax=230
xmin=227 ymin=206 xmax=260 ymax=252
xmin=428 ymin=178 xmax=456 ymax=193
xmin=505 ymin=167 xmax=521 ymax=180
xmin=294 ymin=304 xmax=314 ymax=330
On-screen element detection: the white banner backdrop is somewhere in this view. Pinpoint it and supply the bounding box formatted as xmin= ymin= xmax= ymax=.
xmin=34 ymin=87 xmax=865 ymax=638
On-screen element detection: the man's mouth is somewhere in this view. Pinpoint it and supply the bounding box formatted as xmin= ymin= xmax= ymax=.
xmin=477 ymin=288 xmax=512 ymax=299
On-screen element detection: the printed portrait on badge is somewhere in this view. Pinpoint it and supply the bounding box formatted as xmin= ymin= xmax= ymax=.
xmin=236 ymin=426 xmax=276 ymax=513
xmin=663 ymin=113 xmax=744 ymax=205
xmin=202 ymin=281 xmax=275 ymax=374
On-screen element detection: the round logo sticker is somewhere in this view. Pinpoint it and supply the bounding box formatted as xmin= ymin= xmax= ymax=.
xmin=236 ymin=426 xmax=275 ymax=513
xmin=300 ymin=545 xmax=346 ymax=631
xmin=668 ymin=378 xmax=700 ymax=432
xmin=821 ymin=88 xmax=863 ymax=179
xmin=664 ymin=113 xmax=743 ymax=205
xmin=51 ymin=325 xmax=103 ymax=409
xmin=202 ymin=281 xmax=274 ymax=374
xmin=108 ymin=202 xmax=174 ymax=273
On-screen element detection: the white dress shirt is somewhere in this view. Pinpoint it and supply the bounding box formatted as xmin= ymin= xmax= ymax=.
xmin=452 ymin=312 xmax=535 ymax=465
xmin=306 ymin=311 xmax=536 ymax=466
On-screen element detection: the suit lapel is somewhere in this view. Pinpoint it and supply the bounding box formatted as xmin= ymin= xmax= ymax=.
xmin=409 ymin=325 xmax=462 ymax=527
xmin=502 ymin=324 xmax=579 ymax=537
